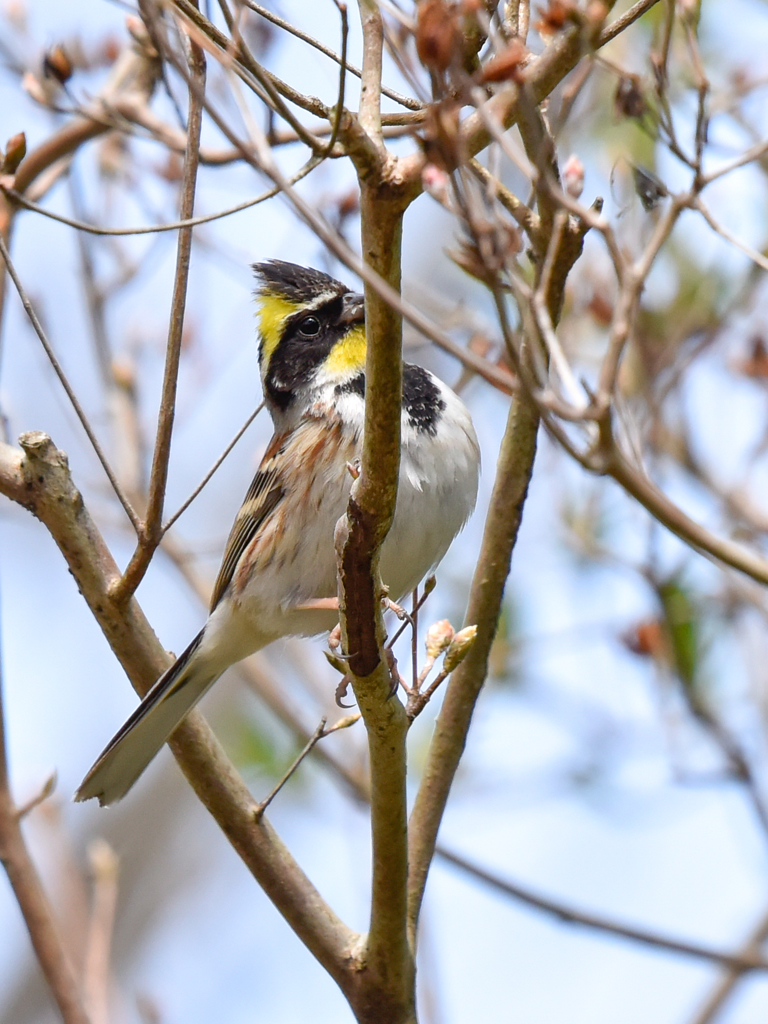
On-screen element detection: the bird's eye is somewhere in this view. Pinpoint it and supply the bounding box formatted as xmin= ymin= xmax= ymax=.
xmin=298 ymin=315 xmax=321 ymax=337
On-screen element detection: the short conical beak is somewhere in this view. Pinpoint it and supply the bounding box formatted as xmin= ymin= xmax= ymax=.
xmin=339 ymin=291 xmax=365 ymax=324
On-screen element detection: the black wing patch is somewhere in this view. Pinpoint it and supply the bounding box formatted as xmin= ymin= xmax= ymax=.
xmin=209 ymin=465 xmax=285 ymax=611
xmin=403 ymin=365 xmax=445 ymax=436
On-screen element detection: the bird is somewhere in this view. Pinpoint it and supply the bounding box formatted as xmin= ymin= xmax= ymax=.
xmin=76 ymin=260 xmax=480 ymax=806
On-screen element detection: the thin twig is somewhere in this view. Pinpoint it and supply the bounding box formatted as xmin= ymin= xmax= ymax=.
xmin=687 ymin=905 xmax=768 ymax=1024
xmin=386 ymin=576 xmax=436 ymax=650
xmin=0 ymin=583 xmax=91 ymax=1024
xmin=700 ymin=136 xmax=768 ymax=186
xmin=117 ymin=29 xmax=206 ymax=600
xmin=597 ymin=0 xmax=662 ymax=46
xmin=319 ymin=1 xmax=349 ymax=160
xmin=437 ymin=846 xmax=768 ymax=974
xmin=600 ymin=421 xmax=768 ymax=588
xmin=239 ymin=0 xmax=423 ymax=110
xmin=162 ymin=402 xmax=264 ymax=533
xmin=255 ymin=719 xmax=328 ymax=819
xmin=694 ymin=196 xmax=768 ymax=273
xmin=254 ymin=713 xmax=361 ymax=819
xmin=0 ymin=232 xmax=140 ymax=530
xmin=15 ymin=773 xmax=57 ymax=820
xmin=173 ymin=0 xmax=332 ymax=153
xmin=468 ymin=158 xmax=540 ymax=237
xmin=83 ymin=841 xmax=119 ymax=1024
xmin=2 ymin=158 xmax=319 ymax=237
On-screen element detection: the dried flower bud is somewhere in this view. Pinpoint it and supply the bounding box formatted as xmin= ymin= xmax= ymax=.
xmin=622 ymin=620 xmax=666 ymax=659
xmin=584 ymin=1 xmax=609 ymax=35
xmin=422 ymin=163 xmax=451 ymax=205
xmin=155 ymin=152 xmax=184 ymax=183
xmin=562 ymin=153 xmax=584 ymax=198
xmin=100 ymin=35 xmax=121 ymax=65
xmin=443 ymin=624 xmax=477 ymax=672
xmin=2 ymin=132 xmax=26 ymax=175
xmin=477 ymin=39 xmax=526 ymax=84
xmin=468 ymin=332 xmax=494 ymax=359
xmin=419 ymin=101 xmax=462 ymax=172
xmin=587 ymin=292 xmax=613 ymax=326
xmin=739 ymin=337 xmax=768 ymax=379
xmin=614 ymin=75 xmax=646 ymax=120
xmin=426 ymin=619 xmax=455 ymax=660
xmin=416 ymin=0 xmax=461 ymax=74
xmin=449 ymin=218 xmax=521 ymax=283
xmin=125 ymin=15 xmax=154 ymax=51
xmin=337 ymin=188 xmax=360 ymax=220
xmin=43 ymin=45 xmax=73 ymax=85
xmin=534 ymin=0 xmax=575 ymax=39
xmin=21 ymin=71 xmax=52 ymax=107
xmin=111 ymin=358 xmax=136 ymax=392
xmin=449 ymin=237 xmax=490 ymax=282
xmin=5 ymin=2 xmax=26 ymax=32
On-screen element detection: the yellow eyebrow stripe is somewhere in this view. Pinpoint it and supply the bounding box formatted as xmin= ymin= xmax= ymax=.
xmin=257 ymin=295 xmax=296 ymax=364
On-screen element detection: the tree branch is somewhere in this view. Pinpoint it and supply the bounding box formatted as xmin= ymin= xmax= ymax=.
xmin=407 ymin=386 xmax=539 ymax=941
xmin=0 ymin=433 xmax=357 ymax=985
xmin=687 ymin=905 xmax=768 ymax=1024
xmin=438 ymin=847 xmax=768 ymax=974
xmin=328 ymin=7 xmax=415 ymax=1021
xmin=0 ymin=624 xmax=90 ymax=1024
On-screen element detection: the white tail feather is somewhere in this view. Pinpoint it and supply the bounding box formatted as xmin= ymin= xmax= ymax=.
xmin=75 ymin=633 xmax=220 ymax=806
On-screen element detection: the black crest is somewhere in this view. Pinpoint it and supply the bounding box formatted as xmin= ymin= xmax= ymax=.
xmin=253 ymin=260 xmax=347 ymax=303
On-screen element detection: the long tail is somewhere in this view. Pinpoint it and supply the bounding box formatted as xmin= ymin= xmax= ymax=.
xmin=75 ymin=631 xmax=221 ymax=806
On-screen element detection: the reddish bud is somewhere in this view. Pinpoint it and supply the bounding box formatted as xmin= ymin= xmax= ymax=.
xmin=622 ymin=620 xmax=666 ymax=659
xmin=534 ymin=0 xmax=575 ymax=38
xmin=739 ymin=337 xmax=768 ymax=379
xmin=336 ymin=188 xmax=360 ymax=220
xmin=562 ymin=153 xmax=584 ymax=198
xmin=2 ymin=132 xmax=26 ymax=175
xmin=477 ymin=39 xmax=526 ymax=84
xmin=43 ymin=44 xmax=73 ymax=84
xmin=416 ymin=0 xmax=461 ymax=74
xmin=422 ymin=163 xmax=451 ymax=204
xmin=587 ymin=292 xmax=613 ymax=326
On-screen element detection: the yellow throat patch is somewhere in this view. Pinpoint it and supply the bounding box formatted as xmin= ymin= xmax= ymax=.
xmin=325 ymin=324 xmax=367 ymax=376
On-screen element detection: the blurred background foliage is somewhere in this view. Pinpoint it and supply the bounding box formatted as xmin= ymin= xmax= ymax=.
xmin=2 ymin=1 xmax=768 ymax=1023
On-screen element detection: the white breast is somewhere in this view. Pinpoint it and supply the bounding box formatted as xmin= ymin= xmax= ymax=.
xmin=381 ymin=381 xmax=480 ymax=600
xmin=212 ymin=374 xmax=479 ymax=658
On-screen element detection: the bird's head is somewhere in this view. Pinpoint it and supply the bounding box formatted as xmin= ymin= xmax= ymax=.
xmin=253 ymin=260 xmax=366 ymax=412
